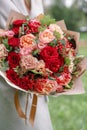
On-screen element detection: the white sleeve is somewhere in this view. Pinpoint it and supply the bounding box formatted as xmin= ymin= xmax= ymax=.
xmin=30 ymin=0 xmax=44 ymax=18
xmin=0 ymin=0 xmax=28 ymax=29
xmin=0 ymin=0 xmax=44 ymax=29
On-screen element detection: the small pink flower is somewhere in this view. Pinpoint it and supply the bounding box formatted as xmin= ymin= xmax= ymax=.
xmin=20 ymin=34 xmax=36 ymax=48
xmin=49 ymin=24 xmax=64 ymax=39
xmin=5 ymin=31 xmax=14 ymax=38
xmin=0 ymin=29 xmax=14 ymax=38
xmin=39 ymin=29 xmax=55 ymax=43
xmin=38 ymin=42 xmax=47 ymax=50
xmin=20 ymin=55 xmax=38 ymax=70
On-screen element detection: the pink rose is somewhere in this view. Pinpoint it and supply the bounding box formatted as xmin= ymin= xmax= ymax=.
xmin=39 ymin=29 xmax=55 ymax=43
xmin=49 ymin=24 xmax=64 ymax=39
xmin=20 ymin=45 xmax=36 ymax=56
xmin=5 ymin=31 xmax=14 ymax=38
xmin=0 ymin=29 xmax=14 ymax=38
xmin=38 ymin=42 xmax=47 ymax=50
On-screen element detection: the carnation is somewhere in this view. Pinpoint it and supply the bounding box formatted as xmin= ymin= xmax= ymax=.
xmin=19 ymin=76 xmax=34 ymax=91
xmin=28 ymin=19 xmax=40 ymax=33
xmin=6 ymin=69 xmax=19 ymax=85
xmin=20 ymin=55 xmax=38 ymax=71
xmin=35 ymin=79 xmax=58 ymax=94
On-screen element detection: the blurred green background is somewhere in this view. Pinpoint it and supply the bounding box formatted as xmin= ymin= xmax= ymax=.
xmin=44 ymin=0 xmax=87 ymax=130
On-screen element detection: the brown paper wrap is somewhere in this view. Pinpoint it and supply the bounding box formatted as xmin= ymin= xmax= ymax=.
xmin=5 ymin=10 xmax=87 ymax=125
xmin=6 ymin=10 xmax=25 ymax=30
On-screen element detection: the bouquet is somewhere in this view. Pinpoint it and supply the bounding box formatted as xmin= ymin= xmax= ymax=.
xmin=0 ymin=11 xmax=87 ymax=125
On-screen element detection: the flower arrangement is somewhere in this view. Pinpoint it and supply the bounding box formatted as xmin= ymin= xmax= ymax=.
xmin=0 ymin=15 xmax=86 ymax=95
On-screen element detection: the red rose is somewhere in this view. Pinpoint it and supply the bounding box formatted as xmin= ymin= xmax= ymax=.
xmin=13 ymin=20 xmax=26 ymax=27
xmin=40 ymin=46 xmax=59 ymax=61
xmin=8 ymin=52 xmax=20 ymax=68
xmin=12 ymin=20 xmax=26 ymax=35
xmin=12 ymin=27 xmax=20 ymax=36
xmin=46 ymin=56 xmax=64 ymax=73
xmin=19 ymin=76 xmax=34 ymax=91
xmin=28 ymin=19 xmax=40 ymax=33
xmin=6 ymin=69 xmax=19 ymax=85
xmin=8 ymin=37 xmax=20 ymax=47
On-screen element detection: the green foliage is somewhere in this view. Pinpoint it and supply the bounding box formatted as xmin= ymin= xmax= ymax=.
xmin=0 ymin=59 xmax=9 ymax=71
xmin=54 ymin=31 xmax=61 ymax=40
xmin=65 ymin=57 xmax=71 ymax=65
xmin=47 ymin=0 xmax=85 ymax=31
xmin=2 ymin=38 xmax=13 ymax=52
xmin=40 ymin=15 xmax=56 ymax=26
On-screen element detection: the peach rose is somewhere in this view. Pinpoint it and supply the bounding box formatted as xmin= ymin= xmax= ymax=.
xmin=49 ymin=24 xmax=64 ymax=39
xmin=39 ymin=29 xmax=55 ymax=43
xmin=20 ymin=55 xmax=38 ymax=70
xmin=20 ymin=34 xmax=36 ymax=48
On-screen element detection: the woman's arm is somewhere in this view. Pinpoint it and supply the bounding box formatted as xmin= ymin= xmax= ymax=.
xmin=0 ymin=0 xmax=28 ymax=29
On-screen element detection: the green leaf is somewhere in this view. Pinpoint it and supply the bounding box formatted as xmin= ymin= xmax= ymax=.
xmin=48 ymin=77 xmax=55 ymax=80
xmin=29 ymin=70 xmax=42 ymax=75
xmin=40 ymin=15 xmax=56 ymax=26
xmin=2 ymin=38 xmax=13 ymax=52
xmin=38 ymin=26 xmax=46 ymax=32
xmin=0 ymin=59 xmax=9 ymax=72
xmin=65 ymin=84 xmax=71 ymax=89
xmin=32 ymin=49 xmax=39 ymax=56
xmin=49 ymin=39 xmax=58 ymax=47
xmin=60 ymin=39 xmax=66 ymax=45
xmin=65 ymin=57 xmax=70 ymax=65
xmin=54 ymin=31 xmax=61 ymax=40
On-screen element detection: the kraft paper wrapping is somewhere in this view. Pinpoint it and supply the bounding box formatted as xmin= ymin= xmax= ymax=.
xmin=2 ymin=10 xmax=87 ymax=125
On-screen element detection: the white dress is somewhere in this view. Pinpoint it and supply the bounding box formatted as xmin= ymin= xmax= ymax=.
xmin=0 ymin=0 xmax=53 ymax=130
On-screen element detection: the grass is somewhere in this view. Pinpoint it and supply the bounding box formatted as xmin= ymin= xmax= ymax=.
xmin=80 ymin=32 xmax=87 ymax=40
xmin=48 ymin=38 xmax=87 ymax=130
